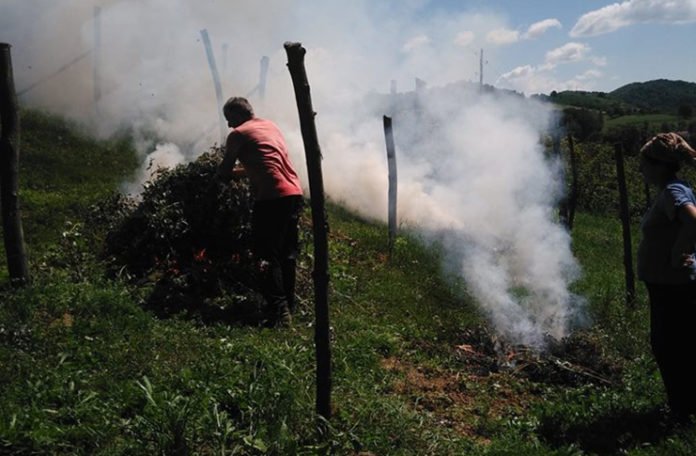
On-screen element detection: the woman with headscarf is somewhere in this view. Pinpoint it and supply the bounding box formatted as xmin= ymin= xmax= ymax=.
xmin=637 ymin=132 xmax=696 ymax=420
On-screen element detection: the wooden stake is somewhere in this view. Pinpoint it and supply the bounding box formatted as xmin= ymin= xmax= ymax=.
xmin=284 ymin=42 xmax=331 ymax=421
xmin=383 ymin=116 xmax=397 ymax=257
xmin=200 ymin=29 xmax=226 ymax=145
xmin=552 ymin=128 xmax=569 ymax=227
xmin=567 ymin=134 xmax=578 ymax=230
xmin=614 ymin=143 xmax=635 ymax=307
xmin=0 ymin=43 xmax=29 ymax=284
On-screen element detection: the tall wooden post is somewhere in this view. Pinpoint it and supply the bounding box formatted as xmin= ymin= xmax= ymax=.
xmin=614 ymin=143 xmax=635 ymax=307
xmin=0 ymin=43 xmax=29 ymax=284
xmin=479 ymin=48 xmax=484 ymax=90
xmin=567 ymin=134 xmax=579 ymax=230
xmin=200 ymin=29 xmax=226 ymax=145
xmin=284 ymin=42 xmax=331 ymax=420
xmin=383 ymin=116 xmax=397 ymax=257
xmin=553 ymin=128 xmax=569 ymax=227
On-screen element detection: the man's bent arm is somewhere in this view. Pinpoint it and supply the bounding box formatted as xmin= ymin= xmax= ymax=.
xmin=218 ymin=133 xmax=244 ymax=179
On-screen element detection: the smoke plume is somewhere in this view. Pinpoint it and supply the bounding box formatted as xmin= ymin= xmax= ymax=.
xmin=1 ymin=0 xmax=585 ymax=347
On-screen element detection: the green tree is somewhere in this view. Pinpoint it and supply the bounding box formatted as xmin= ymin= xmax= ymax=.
xmin=562 ymin=107 xmax=604 ymax=141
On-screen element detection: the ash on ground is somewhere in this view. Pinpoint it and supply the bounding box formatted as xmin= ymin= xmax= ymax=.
xmin=455 ymin=325 xmax=624 ymax=386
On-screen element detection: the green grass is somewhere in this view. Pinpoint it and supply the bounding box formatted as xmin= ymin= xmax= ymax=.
xmin=604 ymin=113 xmax=682 ymax=133
xmin=1 ymin=110 xmax=137 ymax=282
xmin=1 ymin=109 xmax=696 ymax=454
xmin=3 ymin=110 xmax=138 ymax=267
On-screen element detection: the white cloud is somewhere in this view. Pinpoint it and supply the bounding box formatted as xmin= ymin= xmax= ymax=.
xmin=485 ymin=18 xmax=561 ymax=45
xmin=571 ymin=0 xmax=696 ymax=37
xmin=545 ymin=42 xmax=591 ymax=65
xmin=486 ymin=28 xmax=520 ymax=45
xmin=575 ymin=69 xmax=603 ymax=81
xmin=496 ymin=65 xmax=554 ymax=94
xmin=496 ymin=64 xmax=603 ymax=94
xmin=500 ymin=65 xmax=536 ymax=79
xmin=454 ymin=30 xmax=475 ymax=47
xmin=592 ymin=56 xmax=608 ymax=66
xmin=523 ymin=18 xmax=562 ymax=39
xmin=402 ymin=33 xmax=430 ymax=52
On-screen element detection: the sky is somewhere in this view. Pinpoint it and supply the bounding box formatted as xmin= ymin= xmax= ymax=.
xmin=1 ymin=0 xmax=695 ymax=102
xmin=417 ymin=0 xmax=696 ymax=93
xmin=2 ymin=0 xmax=691 ymax=345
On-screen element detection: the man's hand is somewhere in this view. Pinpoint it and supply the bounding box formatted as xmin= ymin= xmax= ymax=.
xmin=231 ymin=166 xmax=247 ymax=178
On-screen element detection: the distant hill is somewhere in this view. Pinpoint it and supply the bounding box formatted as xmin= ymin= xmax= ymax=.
xmin=610 ymin=79 xmax=696 ymax=113
xmin=536 ymin=79 xmax=696 ymax=116
xmin=539 ymin=90 xmax=635 ymax=115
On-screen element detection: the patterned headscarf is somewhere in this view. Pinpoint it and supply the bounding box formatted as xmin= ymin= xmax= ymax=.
xmin=640 ymin=132 xmax=696 ymax=167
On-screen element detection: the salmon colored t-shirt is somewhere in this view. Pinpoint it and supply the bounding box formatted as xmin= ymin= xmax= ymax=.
xmin=227 ymin=118 xmax=303 ymax=201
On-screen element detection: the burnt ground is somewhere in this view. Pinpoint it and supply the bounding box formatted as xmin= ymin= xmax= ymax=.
xmin=380 ymin=326 xmax=684 ymax=452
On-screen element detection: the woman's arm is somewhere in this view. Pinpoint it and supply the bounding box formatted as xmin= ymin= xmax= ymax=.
xmin=671 ymin=203 xmax=696 ymax=267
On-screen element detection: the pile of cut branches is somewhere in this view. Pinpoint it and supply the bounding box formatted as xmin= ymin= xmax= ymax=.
xmin=100 ymin=148 xmax=275 ymax=322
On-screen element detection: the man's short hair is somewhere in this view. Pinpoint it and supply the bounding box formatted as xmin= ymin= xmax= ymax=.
xmin=223 ymin=97 xmax=254 ymax=120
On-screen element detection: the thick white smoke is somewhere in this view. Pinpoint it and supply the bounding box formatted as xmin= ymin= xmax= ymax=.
xmin=0 ymin=0 xmax=585 ymax=347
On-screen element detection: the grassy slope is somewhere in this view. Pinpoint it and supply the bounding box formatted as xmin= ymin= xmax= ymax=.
xmin=1 ymin=110 xmax=696 ymax=454
xmin=0 ymin=110 xmax=138 ymax=280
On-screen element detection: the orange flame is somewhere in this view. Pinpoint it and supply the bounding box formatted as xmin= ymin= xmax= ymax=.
xmin=194 ymin=248 xmax=207 ymax=262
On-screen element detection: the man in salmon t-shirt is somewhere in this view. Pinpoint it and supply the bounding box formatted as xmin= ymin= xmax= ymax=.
xmin=217 ymin=97 xmax=303 ymax=327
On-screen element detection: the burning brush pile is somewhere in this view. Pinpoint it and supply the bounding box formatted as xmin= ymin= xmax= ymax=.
xmin=99 ymin=148 xmax=308 ymax=322
xmin=454 ymin=326 xmax=624 ymax=386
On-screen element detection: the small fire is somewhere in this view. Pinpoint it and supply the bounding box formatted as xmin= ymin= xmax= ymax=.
xmin=194 ymin=248 xmax=207 ymax=262
xmin=154 ymin=255 xmax=181 ymax=276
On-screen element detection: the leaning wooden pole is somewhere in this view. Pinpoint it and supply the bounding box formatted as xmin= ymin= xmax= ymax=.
xmin=383 ymin=116 xmax=398 ymax=257
xmin=284 ymin=42 xmax=331 ymax=420
xmin=614 ymin=143 xmax=635 ymax=307
xmin=200 ymin=29 xmax=226 ymax=145
xmin=0 ymin=43 xmax=29 ymax=284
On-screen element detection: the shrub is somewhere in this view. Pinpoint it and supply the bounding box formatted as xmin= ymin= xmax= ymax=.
xmin=101 ymin=149 xmax=275 ymax=321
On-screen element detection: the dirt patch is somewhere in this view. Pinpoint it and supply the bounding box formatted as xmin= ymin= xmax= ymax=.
xmin=381 ymin=356 xmax=533 ymax=442
xmin=382 ymin=326 xmax=625 ymax=440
